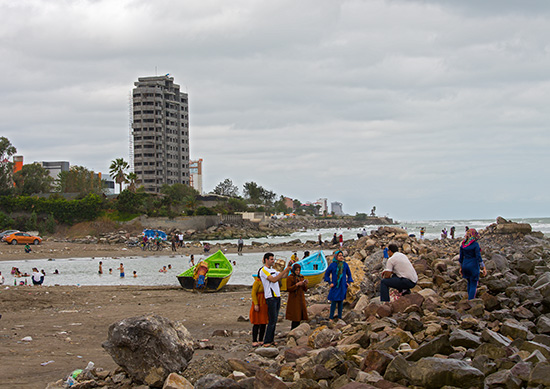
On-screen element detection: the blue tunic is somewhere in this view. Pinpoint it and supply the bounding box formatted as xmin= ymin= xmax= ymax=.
xmin=324 ymin=261 xmax=353 ymax=302
xmin=459 ymin=241 xmax=484 ymax=300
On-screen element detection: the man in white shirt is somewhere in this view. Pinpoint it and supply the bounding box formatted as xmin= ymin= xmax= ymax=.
xmin=380 ymin=244 xmax=418 ymax=302
xmin=259 ymin=252 xmax=294 ymax=346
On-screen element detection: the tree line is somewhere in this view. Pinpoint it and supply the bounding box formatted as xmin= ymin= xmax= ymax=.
xmin=0 ymin=136 xmax=335 ymax=233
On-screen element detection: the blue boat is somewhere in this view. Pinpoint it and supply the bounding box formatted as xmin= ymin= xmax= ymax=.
xmin=142 ymin=229 xmax=167 ymax=241
xmin=254 ymin=250 xmax=328 ymax=291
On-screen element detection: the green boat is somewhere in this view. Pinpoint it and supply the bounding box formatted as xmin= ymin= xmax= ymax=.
xmin=177 ymin=250 xmax=233 ymax=292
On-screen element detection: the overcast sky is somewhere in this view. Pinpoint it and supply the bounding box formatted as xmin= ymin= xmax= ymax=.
xmin=1 ymin=0 xmax=549 ymax=221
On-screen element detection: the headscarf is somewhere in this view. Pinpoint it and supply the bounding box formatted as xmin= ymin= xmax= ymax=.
xmin=332 ymin=250 xmax=344 ymax=288
xmin=461 ymin=228 xmax=479 ymax=248
xmin=291 ymin=263 xmax=302 ymax=276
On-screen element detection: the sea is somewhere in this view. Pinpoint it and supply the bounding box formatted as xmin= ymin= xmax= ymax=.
xmin=1 ymin=217 xmax=548 ymax=288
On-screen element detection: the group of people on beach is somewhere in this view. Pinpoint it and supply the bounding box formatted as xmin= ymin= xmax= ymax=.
xmin=249 ymin=226 xmax=487 ymax=346
xmin=249 ymin=249 xmax=355 ymax=347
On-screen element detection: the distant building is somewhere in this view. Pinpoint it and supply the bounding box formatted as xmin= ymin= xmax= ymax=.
xmin=283 ymin=197 xmax=294 ymax=210
xmin=132 ymin=75 xmax=190 ymax=193
xmin=189 ymin=159 xmax=203 ymax=195
xmin=13 ymin=156 xmax=23 ymax=174
xmin=331 ymin=201 xmax=344 ymax=216
xmin=38 ymin=161 xmax=70 ymax=179
xmin=314 ymin=198 xmax=328 ymax=215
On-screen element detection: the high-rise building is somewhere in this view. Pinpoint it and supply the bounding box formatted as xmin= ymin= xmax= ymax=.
xmin=132 ymin=75 xmax=190 ymax=193
xmin=189 ymin=159 xmax=203 ymax=195
xmin=331 ymin=201 xmax=344 ymax=216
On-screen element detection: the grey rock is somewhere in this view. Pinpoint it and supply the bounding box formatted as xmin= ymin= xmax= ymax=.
xmin=520 ymin=341 xmax=550 ymax=359
xmin=182 ymin=354 xmax=232 ymax=385
xmin=408 ymin=357 xmax=484 ymax=389
xmin=474 ymin=343 xmax=508 ymax=360
xmin=406 ymin=334 xmax=455 ymax=362
xmin=102 ymin=314 xmax=193 ymax=387
xmin=289 ymin=378 xmax=322 ymax=389
xmin=510 ymin=361 xmax=532 ymax=382
xmin=485 ymin=369 xmax=522 ymax=389
xmin=194 ymin=374 xmax=240 ymax=389
xmin=383 ymin=354 xmax=411 ymax=382
xmin=254 ymin=368 xmax=287 ymax=389
xmin=528 ymin=362 xmax=550 ymax=386
xmin=536 ymin=315 xmax=550 ymax=334
xmin=524 ymin=349 xmax=547 ymax=364
xmin=532 ymin=334 xmax=550 ymax=347
xmin=481 ymin=328 xmax=512 ymax=347
xmin=255 ymin=347 xmax=279 ymax=358
xmin=489 ymin=254 xmax=509 ymax=272
xmin=449 ymin=329 xmax=482 ymax=349
xmin=312 ymin=347 xmax=347 ymax=370
xmin=472 ymin=355 xmax=498 ymax=376
xmin=500 ymin=319 xmax=531 ymax=340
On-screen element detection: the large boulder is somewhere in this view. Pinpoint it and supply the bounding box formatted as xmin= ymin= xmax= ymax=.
xmin=408 ymin=357 xmax=484 ymax=389
xmin=102 ymin=314 xmax=193 ymax=387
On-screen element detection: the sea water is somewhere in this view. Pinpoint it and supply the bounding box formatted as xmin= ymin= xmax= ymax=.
xmin=0 ymin=250 xmax=297 ymax=288
xmin=1 ymin=217 xmax=548 ymax=287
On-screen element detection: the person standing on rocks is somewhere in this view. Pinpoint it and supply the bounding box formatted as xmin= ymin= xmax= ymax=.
xmin=250 ymin=265 xmax=268 ymax=347
xmin=450 ymin=226 xmax=456 ymax=239
xmin=380 ymin=244 xmax=418 ymax=302
xmin=318 ymin=233 xmax=323 ymax=247
xmin=324 ymin=250 xmax=353 ymax=320
xmin=259 ymin=252 xmax=294 ymax=347
xmin=459 ymin=228 xmax=487 ymax=300
xmin=331 ymin=233 xmax=338 ymax=245
xmin=286 ymin=263 xmax=308 ymax=329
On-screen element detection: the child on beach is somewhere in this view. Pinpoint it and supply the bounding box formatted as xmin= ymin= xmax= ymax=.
xmin=118 ymin=263 xmax=125 ymax=278
xmin=24 ymin=244 xmax=32 ymax=253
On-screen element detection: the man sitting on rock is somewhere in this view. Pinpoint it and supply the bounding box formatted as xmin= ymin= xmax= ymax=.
xmin=380 ymin=244 xmax=418 ymax=302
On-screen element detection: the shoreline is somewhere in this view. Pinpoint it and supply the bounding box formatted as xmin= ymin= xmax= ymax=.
xmin=0 ymin=240 xmax=324 ymax=263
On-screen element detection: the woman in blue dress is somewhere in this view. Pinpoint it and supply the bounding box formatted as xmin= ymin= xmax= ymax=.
xmin=459 ymin=228 xmax=487 ymax=300
xmin=324 ymin=250 xmax=353 ymax=320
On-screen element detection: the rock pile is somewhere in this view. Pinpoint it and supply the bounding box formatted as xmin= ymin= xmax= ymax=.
xmin=48 ymin=218 xmax=550 ymax=388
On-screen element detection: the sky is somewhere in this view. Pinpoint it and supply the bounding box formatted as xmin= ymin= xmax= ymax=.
xmin=1 ymin=0 xmax=549 ymax=221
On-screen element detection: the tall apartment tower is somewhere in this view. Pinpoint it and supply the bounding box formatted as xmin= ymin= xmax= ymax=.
xmin=132 ymin=75 xmax=190 ymax=193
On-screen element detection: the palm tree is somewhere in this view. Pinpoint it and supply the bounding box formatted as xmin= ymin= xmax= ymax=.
xmin=126 ymin=172 xmax=138 ymax=193
xmin=109 ymin=158 xmax=129 ymax=193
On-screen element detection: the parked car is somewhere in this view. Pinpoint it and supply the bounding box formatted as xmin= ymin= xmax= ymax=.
xmin=0 ymin=230 xmax=20 ymax=240
xmin=3 ymin=232 xmax=42 ymax=245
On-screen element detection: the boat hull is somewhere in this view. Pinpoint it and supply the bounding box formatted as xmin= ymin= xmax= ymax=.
xmin=177 ymin=250 xmax=233 ymax=292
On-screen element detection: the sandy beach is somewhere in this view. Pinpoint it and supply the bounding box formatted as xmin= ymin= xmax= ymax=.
xmin=0 ymin=284 xmax=263 ymax=388
xmin=0 ymin=240 xmax=319 ymax=388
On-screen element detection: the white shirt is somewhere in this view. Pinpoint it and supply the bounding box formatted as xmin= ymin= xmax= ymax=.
xmin=259 ymin=266 xmax=281 ymax=298
xmin=0 ymin=274 xmax=4 ymax=285
xmin=384 ymin=252 xmax=418 ymax=283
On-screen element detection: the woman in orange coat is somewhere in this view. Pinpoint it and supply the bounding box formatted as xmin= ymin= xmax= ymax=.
xmin=250 ymin=268 xmax=269 ymax=347
xmin=286 ymin=263 xmax=308 ymax=329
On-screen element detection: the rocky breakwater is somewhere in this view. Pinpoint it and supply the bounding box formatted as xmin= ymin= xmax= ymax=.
xmin=47 ymin=217 xmax=550 ymax=388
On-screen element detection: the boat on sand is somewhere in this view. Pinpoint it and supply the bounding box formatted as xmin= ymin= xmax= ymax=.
xmin=177 ymin=250 xmax=233 ymax=292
